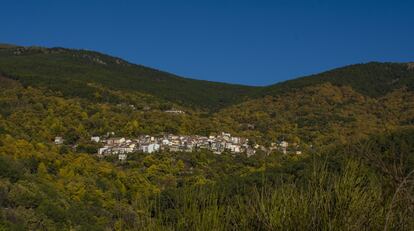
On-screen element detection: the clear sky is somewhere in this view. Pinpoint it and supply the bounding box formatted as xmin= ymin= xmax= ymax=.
xmin=1 ymin=0 xmax=413 ymax=86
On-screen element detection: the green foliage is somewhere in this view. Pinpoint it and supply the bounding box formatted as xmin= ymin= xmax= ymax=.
xmin=0 ymin=45 xmax=413 ymax=229
xmin=0 ymin=77 xmax=216 ymax=142
xmin=262 ymin=62 xmax=414 ymax=98
xmin=0 ymin=155 xmax=22 ymax=182
xmin=0 ymin=47 xmax=257 ymax=110
xmin=0 ymin=128 xmax=412 ymax=230
xmin=214 ymin=83 xmax=414 ymax=146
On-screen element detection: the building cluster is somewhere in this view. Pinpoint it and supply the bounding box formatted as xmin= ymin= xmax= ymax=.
xmin=268 ymin=141 xmax=302 ymax=155
xmin=94 ymin=132 xmax=255 ymax=160
xmin=164 ymin=109 xmax=185 ymax=114
xmin=54 ymin=132 xmax=303 ymax=161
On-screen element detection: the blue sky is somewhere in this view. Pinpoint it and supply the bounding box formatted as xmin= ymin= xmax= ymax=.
xmin=1 ymin=0 xmax=413 ymax=85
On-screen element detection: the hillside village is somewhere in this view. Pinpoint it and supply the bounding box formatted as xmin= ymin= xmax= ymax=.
xmin=54 ymin=132 xmax=300 ymax=161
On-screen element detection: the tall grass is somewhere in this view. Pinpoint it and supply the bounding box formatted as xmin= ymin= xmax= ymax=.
xmin=246 ymin=160 xmax=385 ymax=230
xmin=110 ymin=131 xmax=414 ymax=231
xmin=131 ymin=156 xmax=413 ymax=231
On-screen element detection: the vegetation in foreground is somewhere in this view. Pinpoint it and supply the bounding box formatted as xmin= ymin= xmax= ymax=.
xmin=0 ymin=128 xmax=413 ymax=230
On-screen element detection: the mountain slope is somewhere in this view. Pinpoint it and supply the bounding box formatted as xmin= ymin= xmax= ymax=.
xmin=213 ymin=83 xmax=414 ymax=146
xmin=1 ymin=45 xmax=413 ymax=111
xmin=0 ymin=46 xmax=259 ymax=110
xmin=261 ymin=62 xmax=414 ymax=97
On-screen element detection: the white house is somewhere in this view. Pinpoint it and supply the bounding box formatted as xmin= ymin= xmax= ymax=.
xmin=98 ymin=147 xmax=110 ymax=155
xmin=118 ymin=154 xmax=127 ymax=161
xmin=280 ymin=141 xmax=288 ymax=148
xmin=54 ymin=137 xmax=64 ymax=145
xmin=91 ymin=136 xmax=100 ymax=142
xmin=164 ymin=110 xmax=185 ymax=114
xmin=231 ymin=137 xmax=241 ymax=144
xmin=280 ymin=141 xmax=289 ymax=154
xmin=112 ymin=145 xmax=135 ymax=154
xmin=231 ymin=145 xmax=241 ymax=153
xmin=142 ymin=143 xmax=160 ymax=153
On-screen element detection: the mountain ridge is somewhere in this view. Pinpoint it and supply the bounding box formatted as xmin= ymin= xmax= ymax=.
xmin=261 ymin=61 xmax=414 ymax=98
xmin=0 ymin=45 xmax=259 ymax=110
xmin=0 ymin=44 xmax=413 ymax=111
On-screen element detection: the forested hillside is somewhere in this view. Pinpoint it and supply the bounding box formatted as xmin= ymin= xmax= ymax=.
xmin=1 ymin=46 xmax=413 ymax=111
xmin=262 ymin=62 xmax=414 ymax=97
xmin=213 ymin=83 xmax=414 ymax=146
xmin=0 ymin=46 xmax=258 ymax=110
xmin=0 ymin=45 xmax=413 ymax=230
xmin=0 ymin=76 xmax=216 ymax=144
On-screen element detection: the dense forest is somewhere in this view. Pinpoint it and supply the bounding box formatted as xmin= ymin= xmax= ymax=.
xmin=0 ymin=46 xmax=257 ymax=110
xmin=0 ymin=45 xmax=413 ymax=230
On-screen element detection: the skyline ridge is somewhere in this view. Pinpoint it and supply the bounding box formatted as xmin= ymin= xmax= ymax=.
xmin=1 ymin=43 xmax=412 ymax=87
xmin=2 ymin=0 xmax=413 ymax=85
